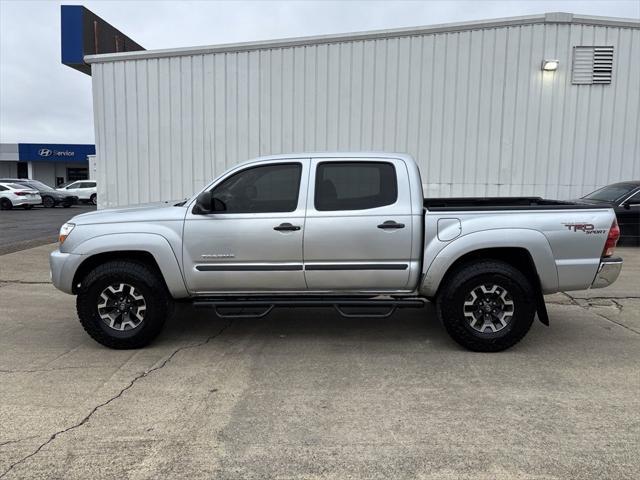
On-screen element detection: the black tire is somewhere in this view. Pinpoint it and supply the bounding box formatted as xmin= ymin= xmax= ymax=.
xmin=42 ymin=195 xmax=55 ymax=208
xmin=76 ymin=260 xmax=172 ymax=349
xmin=436 ymin=260 xmax=536 ymax=352
xmin=90 ymin=193 xmax=97 ymax=205
xmin=0 ymin=198 xmax=12 ymax=210
xmin=22 ymin=204 xmax=33 ymax=210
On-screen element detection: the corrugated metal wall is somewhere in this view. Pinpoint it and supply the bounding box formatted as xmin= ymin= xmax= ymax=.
xmin=91 ymin=22 xmax=640 ymax=208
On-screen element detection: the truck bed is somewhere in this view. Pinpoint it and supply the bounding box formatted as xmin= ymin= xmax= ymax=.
xmin=424 ymin=196 xmax=597 ymax=211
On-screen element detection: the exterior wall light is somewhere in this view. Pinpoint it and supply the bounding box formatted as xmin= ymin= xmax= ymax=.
xmin=542 ymin=59 xmax=559 ymax=71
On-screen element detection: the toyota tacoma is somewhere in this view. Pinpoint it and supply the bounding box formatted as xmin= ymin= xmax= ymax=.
xmin=50 ymin=153 xmax=623 ymax=351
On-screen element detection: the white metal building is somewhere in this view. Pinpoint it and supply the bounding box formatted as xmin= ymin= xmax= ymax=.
xmin=86 ymin=12 xmax=640 ymax=208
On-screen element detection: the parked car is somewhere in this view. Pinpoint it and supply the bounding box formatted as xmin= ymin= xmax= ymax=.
xmin=50 ymin=153 xmax=622 ymax=352
xmin=573 ymin=181 xmax=640 ymax=245
xmin=0 ymin=182 xmax=42 ymax=210
xmin=56 ymin=180 xmax=97 ymax=205
xmin=0 ymin=178 xmax=78 ymax=208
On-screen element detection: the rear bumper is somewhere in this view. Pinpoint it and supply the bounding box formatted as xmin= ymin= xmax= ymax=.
xmin=14 ymin=197 xmax=41 ymax=206
xmin=590 ymin=257 xmax=623 ymax=289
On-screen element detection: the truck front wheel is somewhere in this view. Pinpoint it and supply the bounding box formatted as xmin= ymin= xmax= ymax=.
xmin=436 ymin=260 xmax=536 ymax=352
xmin=76 ymin=260 xmax=172 ymax=349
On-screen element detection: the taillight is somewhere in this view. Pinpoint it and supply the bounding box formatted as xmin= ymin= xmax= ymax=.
xmin=14 ymin=191 xmax=27 ymax=196
xmin=602 ymin=218 xmax=620 ymax=258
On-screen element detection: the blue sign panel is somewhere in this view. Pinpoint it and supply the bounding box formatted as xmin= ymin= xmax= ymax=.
xmin=18 ymin=144 xmax=95 ymax=163
xmin=61 ymin=5 xmax=145 ymax=76
xmin=61 ymin=5 xmax=85 ymax=68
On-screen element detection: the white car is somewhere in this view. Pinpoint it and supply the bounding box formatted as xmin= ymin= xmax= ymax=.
xmin=57 ymin=180 xmax=97 ymax=205
xmin=0 ymin=182 xmax=42 ymax=210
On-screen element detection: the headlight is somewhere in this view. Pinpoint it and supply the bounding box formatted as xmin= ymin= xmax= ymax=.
xmin=59 ymin=223 xmax=75 ymax=244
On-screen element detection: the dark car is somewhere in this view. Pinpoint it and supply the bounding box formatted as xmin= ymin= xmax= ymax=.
xmin=0 ymin=178 xmax=78 ymax=208
xmin=573 ymin=181 xmax=640 ymax=245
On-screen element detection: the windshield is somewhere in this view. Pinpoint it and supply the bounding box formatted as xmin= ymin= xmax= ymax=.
xmin=583 ymin=184 xmax=637 ymax=203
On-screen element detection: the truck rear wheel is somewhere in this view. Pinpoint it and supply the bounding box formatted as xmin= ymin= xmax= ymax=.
xmin=436 ymin=260 xmax=536 ymax=352
xmin=76 ymin=260 xmax=172 ymax=349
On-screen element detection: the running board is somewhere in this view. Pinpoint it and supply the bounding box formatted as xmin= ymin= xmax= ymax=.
xmin=193 ymin=296 xmax=426 ymax=319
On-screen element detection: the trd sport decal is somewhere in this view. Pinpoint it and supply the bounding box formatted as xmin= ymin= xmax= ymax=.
xmin=562 ymin=223 xmax=606 ymax=234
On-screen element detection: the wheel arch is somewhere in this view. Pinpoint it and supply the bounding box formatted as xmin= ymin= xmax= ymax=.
xmin=436 ymin=247 xmax=538 ymax=295
xmin=420 ymin=229 xmax=558 ymax=298
xmin=70 ymin=233 xmax=189 ymax=298
xmin=73 ymin=251 xmax=158 ymax=292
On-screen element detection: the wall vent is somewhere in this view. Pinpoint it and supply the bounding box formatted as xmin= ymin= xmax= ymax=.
xmin=572 ymin=46 xmax=614 ymax=85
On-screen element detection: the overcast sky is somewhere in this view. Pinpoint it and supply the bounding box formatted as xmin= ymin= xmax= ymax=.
xmin=1 ymin=0 xmax=638 ymax=144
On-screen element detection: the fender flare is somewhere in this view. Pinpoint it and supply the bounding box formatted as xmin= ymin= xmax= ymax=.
xmin=72 ymin=233 xmax=189 ymax=298
xmin=419 ymin=228 xmax=559 ymax=298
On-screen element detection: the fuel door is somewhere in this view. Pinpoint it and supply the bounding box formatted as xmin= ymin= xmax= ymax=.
xmin=437 ymin=218 xmax=461 ymax=242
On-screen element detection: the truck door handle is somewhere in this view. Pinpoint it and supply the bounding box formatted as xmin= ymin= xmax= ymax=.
xmin=274 ymin=223 xmax=301 ymax=232
xmin=377 ymin=220 xmax=405 ymax=229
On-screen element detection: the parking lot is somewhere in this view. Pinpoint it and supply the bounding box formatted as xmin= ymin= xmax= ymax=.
xmin=0 ymin=205 xmax=96 ymax=255
xmin=0 ymin=241 xmax=638 ymax=479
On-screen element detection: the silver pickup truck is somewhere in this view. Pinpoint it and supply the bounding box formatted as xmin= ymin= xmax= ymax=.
xmin=50 ymin=153 xmax=622 ymax=352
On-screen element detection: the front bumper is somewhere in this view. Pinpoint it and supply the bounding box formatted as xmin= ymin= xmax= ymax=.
xmin=591 ymin=257 xmax=623 ymax=289
xmin=50 ymin=249 xmax=85 ymax=294
xmin=61 ymin=195 xmax=79 ymax=205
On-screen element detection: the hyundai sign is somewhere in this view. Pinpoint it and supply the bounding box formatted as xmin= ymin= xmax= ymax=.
xmin=18 ymin=144 xmax=95 ymax=163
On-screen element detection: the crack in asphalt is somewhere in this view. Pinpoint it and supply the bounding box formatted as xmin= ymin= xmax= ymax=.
xmin=0 ymin=437 xmax=38 ymax=449
xmin=560 ymin=292 xmax=640 ymax=336
xmin=0 ymin=320 xmax=233 ymax=479
xmin=610 ymin=299 xmax=624 ymax=312
xmin=0 ymin=366 xmax=109 ymax=374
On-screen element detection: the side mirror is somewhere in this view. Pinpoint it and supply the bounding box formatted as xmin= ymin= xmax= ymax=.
xmin=193 ymin=191 xmax=212 ymax=214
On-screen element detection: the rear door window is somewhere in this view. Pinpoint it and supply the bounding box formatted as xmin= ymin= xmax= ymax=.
xmin=314 ymin=162 xmax=398 ymax=211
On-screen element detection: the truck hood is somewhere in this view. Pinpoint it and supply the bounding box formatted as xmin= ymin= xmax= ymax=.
xmin=70 ymin=201 xmax=188 ymax=225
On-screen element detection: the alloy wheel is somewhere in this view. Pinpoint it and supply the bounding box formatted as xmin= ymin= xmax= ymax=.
xmin=463 ymin=284 xmax=515 ymax=333
xmin=97 ymin=283 xmax=147 ymax=331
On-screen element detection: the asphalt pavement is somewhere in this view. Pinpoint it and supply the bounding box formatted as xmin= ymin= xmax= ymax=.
xmin=0 ymin=244 xmax=638 ymax=479
xmin=0 ymin=204 xmax=95 ymax=255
